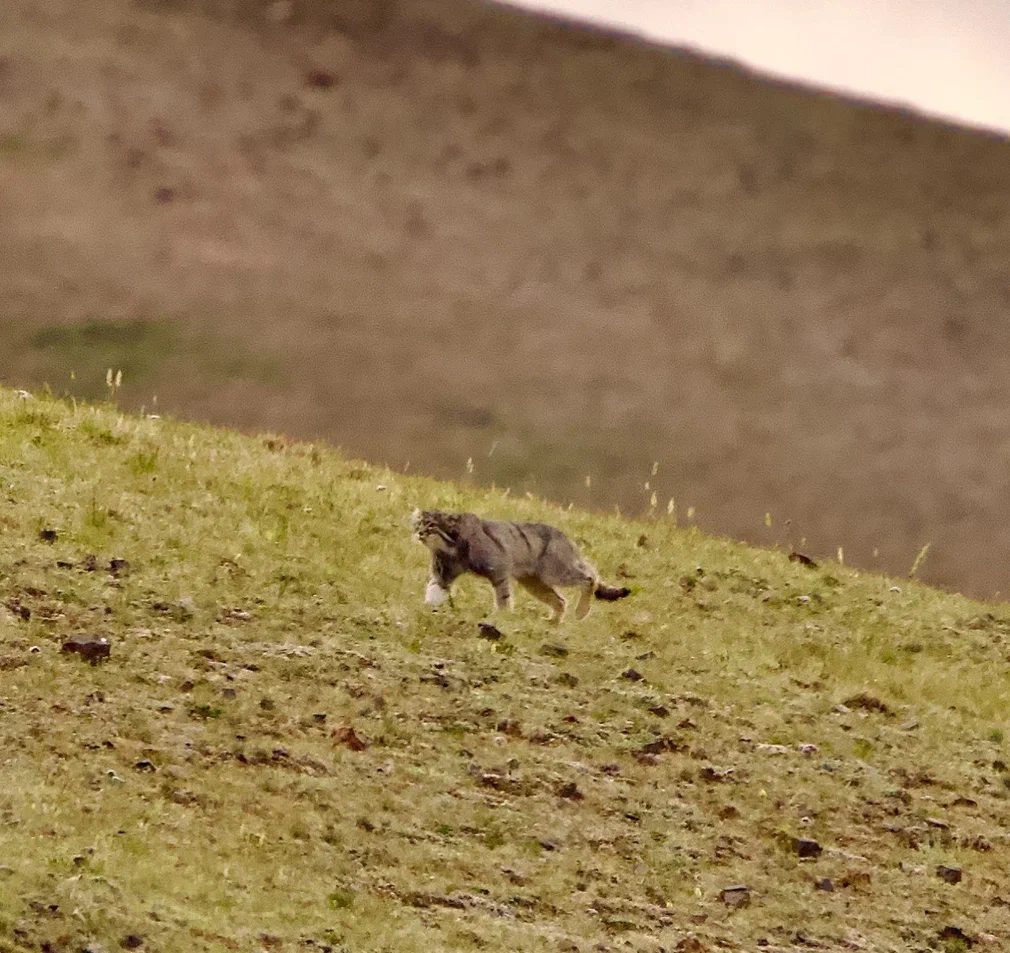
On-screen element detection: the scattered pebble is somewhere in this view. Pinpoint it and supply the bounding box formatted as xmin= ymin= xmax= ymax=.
xmin=333 ymin=725 xmax=368 ymax=751
xmin=540 ymin=643 xmax=569 ymax=658
xmin=791 ymin=837 xmax=823 ymax=859
xmin=61 ymin=636 xmax=111 ymax=665
xmin=788 ymin=551 xmax=818 ymax=568
xmin=936 ymin=865 xmax=963 ymax=885
xmin=755 ymin=743 xmax=790 ymax=755
xmin=719 ymin=885 xmax=750 ymax=908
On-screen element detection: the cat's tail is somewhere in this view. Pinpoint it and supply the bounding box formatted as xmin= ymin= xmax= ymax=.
xmin=594 ymin=583 xmax=632 ymax=601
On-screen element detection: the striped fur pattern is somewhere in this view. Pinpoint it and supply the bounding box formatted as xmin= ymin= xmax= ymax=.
xmin=410 ymin=509 xmax=630 ymax=622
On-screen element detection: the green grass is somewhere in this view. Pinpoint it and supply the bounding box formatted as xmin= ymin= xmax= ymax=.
xmin=1 ymin=386 xmax=1009 ymax=952
xmin=12 ymin=318 xmax=286 ymax=401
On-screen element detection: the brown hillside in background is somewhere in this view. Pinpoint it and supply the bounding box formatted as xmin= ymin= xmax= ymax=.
xmin=3 ymin=0 xmax=1010 ymax=596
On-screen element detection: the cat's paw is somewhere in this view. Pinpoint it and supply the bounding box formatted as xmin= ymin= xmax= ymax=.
xmin=424 ymin=581 xmax=449 ymax=606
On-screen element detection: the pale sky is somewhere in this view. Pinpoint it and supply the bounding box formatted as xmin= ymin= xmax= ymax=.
xmin=519 ymin=0 xmax=1010 ymax=135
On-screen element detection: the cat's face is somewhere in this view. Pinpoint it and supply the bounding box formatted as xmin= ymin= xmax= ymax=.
xmin=411 ymin=509 xmax=461 ymax=552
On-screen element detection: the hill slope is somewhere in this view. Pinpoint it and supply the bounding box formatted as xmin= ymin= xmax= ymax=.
xmin=4 ymin=0 xmax=1010 ymax=597
xmin=1 ymin=388 xmax=1009 ymax=951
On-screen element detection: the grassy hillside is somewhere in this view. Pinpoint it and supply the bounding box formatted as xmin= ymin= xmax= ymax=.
xmin=2 ymin=387 xmax=1009 ymax=952
xmin=4 ymin=0 xmax=1010 ymax=597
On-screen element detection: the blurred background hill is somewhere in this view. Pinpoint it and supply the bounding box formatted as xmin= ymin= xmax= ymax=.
xmin=3 ymin=0 xmax=1010 ymax=597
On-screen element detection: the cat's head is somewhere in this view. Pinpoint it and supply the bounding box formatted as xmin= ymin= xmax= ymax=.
xmin=410 ymin=508 xmax=463 ymax=551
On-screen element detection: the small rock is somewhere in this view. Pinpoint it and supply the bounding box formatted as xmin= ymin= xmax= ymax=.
xmin=477 ymin=623 xmax=503 ymax=641
xmin=109 ymin=558 xmax=131 ymax=576
xmin=173 ymin=598 xmax=197 ymax=621
xmin=648 ymin=705 xmax=670 ymax=718
xmin=755 ymin=743 xmax=791 ymax=755
xmin=641 ymin=736 xmax=686 ymax=755
xmin=82 ymin=554 xmax=99 ymax=572
xmin=333 ymin=725 xmax=368 ymax=751
xmin=839 ymin=870 xmax=872 ymax=890
xmin=120 ymin=935 xmax=143 ymax=949
xmin=134 ymin=760 xmax=157 ymax=772
xmin=699 ymin=766 xmax=732 ymax=783
xmin=540 ymin=643 xmax=569 ymax=658
xmin=843 ymin=692 xmax=891 ymax=714
xmin=621 ymin=668 xmax=644 ymax=682
xmin=554 ymin=672 xmax=580 ymax=688
xmin=61 ymin=636 xmax=111 ymax=664
xmin=556 ymin=782 xmax=584 ymax=801
xmin=938 ymin=926 xmax=973 ymax=946
xmin=798 ymin=743 xmax=819 ymax=755
xmin=788 ymin=551 xmax=817 ymax=568
xmin=814 ymin=877 xmax=834 ymax=892
xmin=791 ymin=838 xmax=823 ymax=859
xmin=674 ymin=939 xmax=707 ymax=953
xmin=6 ymin=601 xmax=30 ymax=621
xmin=719 ymin=885 xmax=750 ymax=908
xmin=39 ymin=528 xmax=58 ymax=543
xmin=936 ymin=865 xmax=963 ymax=885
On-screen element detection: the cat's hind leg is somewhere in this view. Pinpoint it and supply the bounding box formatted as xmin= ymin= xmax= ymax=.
xmin=518 ymin=576 xmax=567 ymax=623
